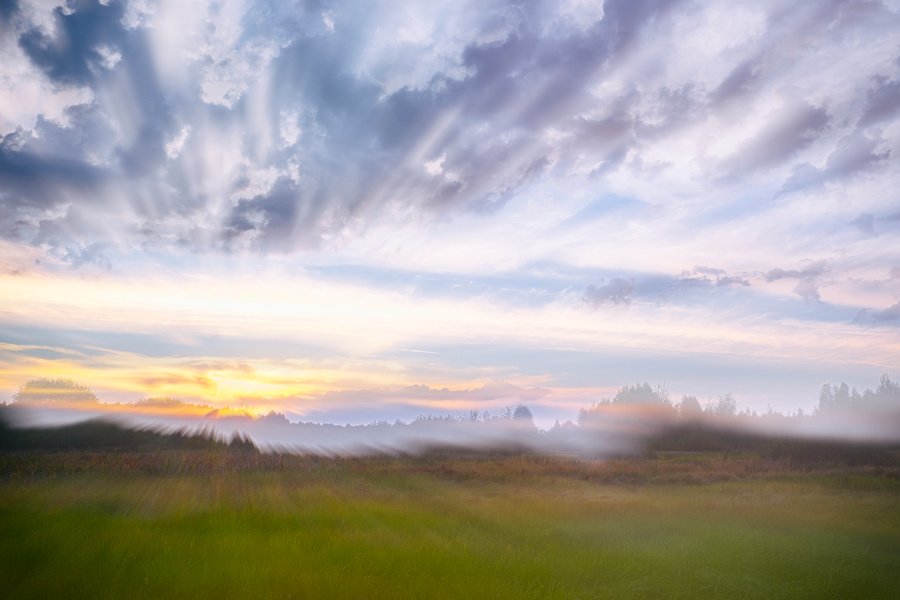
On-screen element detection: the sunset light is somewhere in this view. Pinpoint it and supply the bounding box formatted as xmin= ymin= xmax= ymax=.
xmin=1 ymin=0 xmax=898 ymax=426
xmin=3 ymin=3 xmax=900 ymax=597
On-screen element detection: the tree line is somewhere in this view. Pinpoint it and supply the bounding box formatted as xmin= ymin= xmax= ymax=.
xmin=6 ymin=374 xmax=900 ymax=422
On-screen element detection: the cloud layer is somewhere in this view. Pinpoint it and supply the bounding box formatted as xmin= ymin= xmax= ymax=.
xmin=1 ymin=0 xmax=899 ymax=417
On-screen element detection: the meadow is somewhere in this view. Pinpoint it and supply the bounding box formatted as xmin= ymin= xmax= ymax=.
xmin=1 ymin=451 xmax=899 ymax=599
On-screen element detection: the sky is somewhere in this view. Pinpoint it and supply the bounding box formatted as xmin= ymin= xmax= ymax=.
xmin=1 ymin=0 xmax=899 ymax=427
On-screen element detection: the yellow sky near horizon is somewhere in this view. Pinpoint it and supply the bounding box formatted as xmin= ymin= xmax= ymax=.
xmin=2 ymin=264 xmax=898 ymax=422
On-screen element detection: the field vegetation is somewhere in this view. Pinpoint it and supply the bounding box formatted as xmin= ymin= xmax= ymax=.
xmin=1 ymin=449 xmax=899 ymax=599
xmin=2 ymin=377 xmax=899 ymax=598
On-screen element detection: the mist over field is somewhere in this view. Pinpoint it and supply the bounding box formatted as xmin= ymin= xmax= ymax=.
xmin=4 ymin=375 xmax=899 ymax=456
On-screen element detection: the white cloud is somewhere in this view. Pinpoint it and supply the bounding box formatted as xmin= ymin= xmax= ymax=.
xmin=121 ymin=0 xmax=156 ymax=29
xmin=94 ymin=46 xmax=122 ymax=70
xmin=164 ymin=126 xmax=192 ymax=159
xmin=348 ymin=0 xmax=511 ymax=95
xmin=13 ymin=0 xmax=69 ymax=36
xmin=199 ymin=40 xmax=281 ymax=108
xmin=0 ymin=15 xmax=93 ymax=134
xmin=144 ymin=0 xmax=285 ymax=107
xmin=279 ymin=109 xmax=302 ymax=147
xmin=550 ymin=0 xmax=606 ymax=34
xmin=424 ymin=154 xmax=445 ymax=176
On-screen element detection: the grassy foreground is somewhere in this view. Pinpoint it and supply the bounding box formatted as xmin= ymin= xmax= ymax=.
xmin=1 ymin=452 xmax=899 ymax=599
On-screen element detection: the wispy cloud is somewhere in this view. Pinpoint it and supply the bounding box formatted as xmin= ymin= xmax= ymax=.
xmin=584 ymin=278 xmax=635 ymax=307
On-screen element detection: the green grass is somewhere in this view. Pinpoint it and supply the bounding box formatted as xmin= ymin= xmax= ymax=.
xmin=1 ymin=452 xmax=899 ymax=599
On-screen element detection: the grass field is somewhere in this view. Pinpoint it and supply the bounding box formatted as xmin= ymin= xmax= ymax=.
xmin=1 ymin=451 xmax=899 ymax=599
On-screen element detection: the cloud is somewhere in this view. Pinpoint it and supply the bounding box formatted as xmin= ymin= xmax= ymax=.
xmin=17 ymin=0 xmax=128 ymax=86
xmin=723 ymin=100 xmax=830 ymax=176
xmin=765 ymin=262 xmax=829 ymax=282
xmin=222 ymin=177 xmax=318 ymax=252
xmin=668 ymin=267 xmax=750 ymax=294
xmin=0 ymin=1 xmax=18 ymax=21
xmin=693 ymin=265 xmax=725 ymax=277
xmin=716 ymin=276 xmax=750 ymax=287
xmin=765 ymin=261 xmax=830 ymax=303
xmin=874 ymin=301 xmax=900 ymax=322
xmin=584 ymin=278 xmax=635 ymax=307
xmin=791 ymin=279 xmax=822 ymax=304
xmin=782 ymin=127 xmax=891 ymax=192
xmin=708 ymin=60 xmax=760 ymax=107
xmin=0 ymin=0 xmax=894 ymax=333
xmin=858 ymin=76 xmax=900 ymax=127
xmin=691 ymin=266 xmax=749 ymax=287
xmin=851 ymin=213 xmax=875 ymax=236
xmin=856 ymin=300 xmax=900 ymax=326
xmin=0 ymin=0 xmax=689 ymax=259
xmin=823 ymin=130 xmax=889 ymax=179
xmin=312 ymin=382 xmax=550 ymax=406
xmin=0 ymin=124 xmax=107 ymax=190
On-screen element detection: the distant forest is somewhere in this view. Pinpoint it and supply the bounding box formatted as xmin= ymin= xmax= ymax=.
xmin=2 ymin=375 xmax=899 ymax=463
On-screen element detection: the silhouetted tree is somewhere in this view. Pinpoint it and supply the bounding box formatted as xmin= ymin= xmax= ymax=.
xmin=12 ymin=377 xmax=98 ymax=405
xmin=834 ymin=382 xmax=852 ymax=409
xmin=576 ymin=398 xmax=610 ymax=425
xmin=876 ymin=373 xmax=900 ymax=406
xmin=513 ymin=404 xmax=534 ymax=424
xmin=815 ymin=383 xmax=835 ymax=415
xmin=260 ymin=410 xmax=291 ymax=425
xmin=134 ymin=394 xmax=185 ymax=407
xmin=613 ymin=383 xmax=670 ymax=405
xmin=704 ymin=393 xmax=736 ymax=417
xmin=677 ymin=395 xmax=703 ymax=418
xmin=817 ymin=373 xmax=899 ymax=415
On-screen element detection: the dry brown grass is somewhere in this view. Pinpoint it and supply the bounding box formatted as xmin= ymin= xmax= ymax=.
xmin=2 ymin=449 xmax=898 ymax=487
